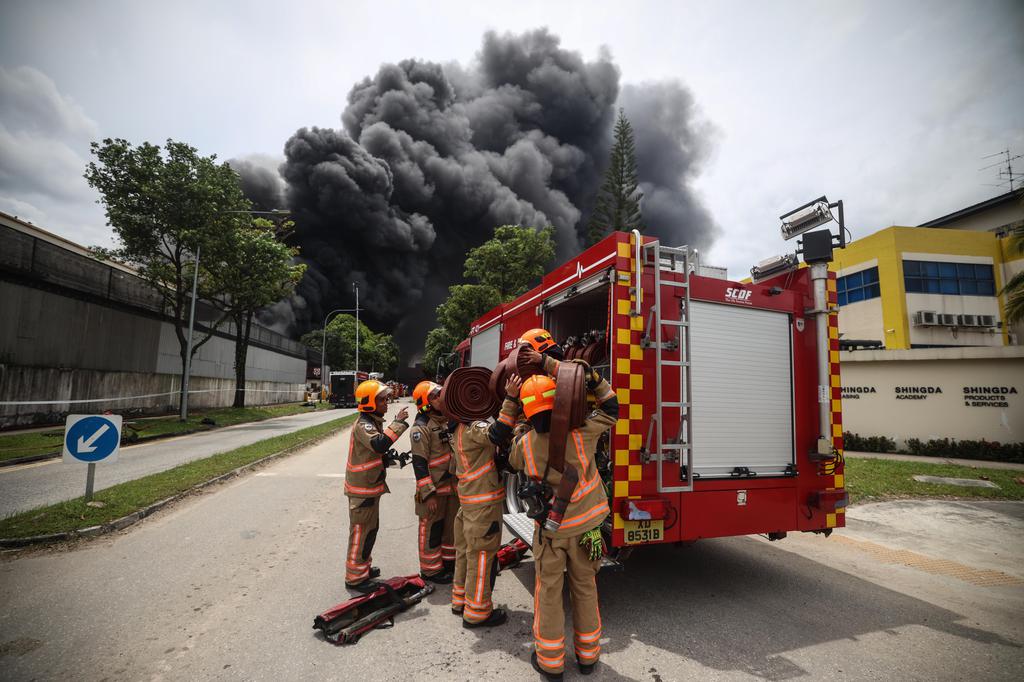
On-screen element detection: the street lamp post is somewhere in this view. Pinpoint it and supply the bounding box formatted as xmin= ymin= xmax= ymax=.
xmin=353 ymin=282 xmax=360 ymax=374
xmin=319 ymin=305 xmax=360 ymax=402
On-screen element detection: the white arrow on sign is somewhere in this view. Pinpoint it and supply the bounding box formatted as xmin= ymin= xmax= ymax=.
xmin=76 ymin=424 xmax=110 ymax=453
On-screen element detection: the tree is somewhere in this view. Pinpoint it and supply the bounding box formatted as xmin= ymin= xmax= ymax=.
xmin=587 ymin=109 xmax=643 ymax=245
xmin=1001 ymin=222 xmax=1024 ymax=325
xmin=208 ymin=218 xmax=306 ymax=407
xmin=421 ymin=284 xmax=502 ymax=377
xmin=85 ymin=138 xmax=251 ymax=413
xmin=300 ymin=314 xmax=401 ymax=377
xmin=463 ymin=225 xmax=556 ymax=299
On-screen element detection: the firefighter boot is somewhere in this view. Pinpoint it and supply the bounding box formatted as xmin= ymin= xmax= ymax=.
xmin=531 ymin=652 xmax=564 ymax=681
xmin=462 ymin=606 xmax=508 ymax=629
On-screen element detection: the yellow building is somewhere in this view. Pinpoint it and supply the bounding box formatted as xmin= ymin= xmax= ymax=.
xmin=833 ymin=190 xmax=1024 ymax=349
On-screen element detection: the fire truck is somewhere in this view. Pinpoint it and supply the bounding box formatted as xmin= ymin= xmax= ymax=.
xmin=457 ymin=230 xmax=847 ymax=561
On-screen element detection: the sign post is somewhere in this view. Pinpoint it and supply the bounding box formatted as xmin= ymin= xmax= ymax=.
xmin=62 ymin=414 xmax=122 ymax=501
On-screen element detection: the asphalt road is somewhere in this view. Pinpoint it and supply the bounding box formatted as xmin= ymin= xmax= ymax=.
xmin=0 ymin=407 xmax=356 ymax=518
xmin=1 ymin=404 xmax=1022 ymax=681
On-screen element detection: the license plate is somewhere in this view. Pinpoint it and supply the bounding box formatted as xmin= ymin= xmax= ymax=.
xmin=623 ymin=519 xmax=664 ymax=545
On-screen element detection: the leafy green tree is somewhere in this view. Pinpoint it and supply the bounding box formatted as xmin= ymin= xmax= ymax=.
xmin=421 ymin=284 xmax=502 ymax=378
xmin=208 ymin=218 xmax=306 ymax=407
xmin=301 ymin=315 xmax=400 ymax=377
xmin=587 ymin=109 xmax=643 ymax=245
xmin=85 ymin=138 xmax=251 ymax=411
xmin=1000 ymin=222 xmax=1024 ymax=325
xmin=463 ymin=225 xmax=556 ymax=299
xmin=422 ymin=327 xmax=462 ymax=380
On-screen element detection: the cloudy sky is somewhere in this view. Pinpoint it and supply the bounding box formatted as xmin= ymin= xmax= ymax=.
xmin=1 ymin=0 xmax=1021 ymax=279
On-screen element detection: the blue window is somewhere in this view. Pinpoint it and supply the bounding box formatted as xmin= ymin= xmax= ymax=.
xmin=837 ymin=266 xmax=880 ymax=306
xmin=903 ymin=260 xmax=995 ymax=297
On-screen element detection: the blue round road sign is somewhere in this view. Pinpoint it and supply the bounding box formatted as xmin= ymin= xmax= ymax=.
xmin=66 ymin=416 xmax=120 ymax=462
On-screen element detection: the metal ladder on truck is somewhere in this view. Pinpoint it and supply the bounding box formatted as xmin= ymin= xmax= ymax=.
xmin=639 ymin=237 xmax=694 ymax=493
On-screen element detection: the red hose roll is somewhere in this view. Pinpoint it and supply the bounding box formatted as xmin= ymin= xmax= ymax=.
xmin=439 ymin=367 xmax=500 ymax=422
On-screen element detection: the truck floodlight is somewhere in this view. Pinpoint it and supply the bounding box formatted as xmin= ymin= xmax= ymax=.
xmin=780 ymin=197 xmax=834 ymax=241
xmin=750 ymin=253 xmax=799 ymax=283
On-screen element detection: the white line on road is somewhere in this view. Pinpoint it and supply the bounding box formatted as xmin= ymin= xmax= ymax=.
xmin=254 ymin=473 xmax=278 ymax=477
xmin=316 ymin=473 xmax=345 ymax=478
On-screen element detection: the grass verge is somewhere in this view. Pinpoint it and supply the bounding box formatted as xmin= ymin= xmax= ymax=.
xmin=0 ymin=402 xmax=334 ymax=463
xmin=846 ymin=457 xmax=1024 ymax=505
xmin=0 ymin=414 xmax=356 ymax=540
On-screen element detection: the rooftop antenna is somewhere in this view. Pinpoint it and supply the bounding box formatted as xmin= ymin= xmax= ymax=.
xmin=979 ymin=148 xmax=1021 ymax=192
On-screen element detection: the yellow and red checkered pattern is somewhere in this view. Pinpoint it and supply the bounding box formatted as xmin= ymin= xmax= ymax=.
xmin=825 ymin=271 xmax=845 ymax=529
xmin=609 ymin=235 xmax=647 ymax=536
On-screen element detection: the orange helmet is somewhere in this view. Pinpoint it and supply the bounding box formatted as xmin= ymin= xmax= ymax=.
xmin=355 ymin=380 xmax=392 ymax=413
xmin=520 ymin=375 xmax=557 ymax=419
xmin=520 ymin=328 xmax=556 ymax=353
xmin=413 ymin=381 xmax=441 ymax=412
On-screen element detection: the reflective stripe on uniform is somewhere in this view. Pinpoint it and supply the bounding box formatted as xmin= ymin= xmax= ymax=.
xmin=384 ymin=428 xmax=399 ymax=441
xmin=428 ymin=452 xmax=451 ymax=468
xmin=347 ymin=459 xmax=383 ymax=473
xmin=459 ymin=488 xmax=506 ymax=506
xmin=460 ymin=459 xmax=494 ymax=483
xmin=345 ymin=482 xmax=386 ymax=496
xmin=523 ymin=432 xmax=539 ymax=478
xmin=559 ymin=499 xmax=609 ymax=530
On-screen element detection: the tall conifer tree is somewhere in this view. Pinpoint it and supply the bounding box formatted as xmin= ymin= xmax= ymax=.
xmin=587 ymin=109 xmax=643 ymax=245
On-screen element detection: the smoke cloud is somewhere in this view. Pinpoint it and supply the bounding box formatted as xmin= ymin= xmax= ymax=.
xmin=236 ymin=29 xmax=717 ymax=359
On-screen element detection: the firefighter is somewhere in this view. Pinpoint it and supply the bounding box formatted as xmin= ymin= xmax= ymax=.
xmin=449 ymin=375 xmax=521 ymax=628
xmin=409 ymin=380 xmax=458 ymax=584
xmin=510 ymin=349 xmax=618 ymax=678
xmin=344 ymin=379 xmax=409 ymax=593
xmin=520 ymin=328 xmax=564 ymax=361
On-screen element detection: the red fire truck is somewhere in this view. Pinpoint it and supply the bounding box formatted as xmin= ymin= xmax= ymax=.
xmin=457 ymin=230 xmax=846 ymax=560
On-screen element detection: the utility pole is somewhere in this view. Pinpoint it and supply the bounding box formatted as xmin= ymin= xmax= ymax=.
xmin=354 ymin=282 xmax=360 ymax=374
xmin=180 ymin=244 xmax=200 ymax=421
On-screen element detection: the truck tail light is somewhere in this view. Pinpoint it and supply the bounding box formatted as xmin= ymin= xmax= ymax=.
xmin=620 ymin=498 xmax=669 ymax=521
xmin=808 ymin=490 xmax=848 ymax=512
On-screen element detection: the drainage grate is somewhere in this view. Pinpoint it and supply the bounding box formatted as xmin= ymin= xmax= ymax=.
xmin=832 ymin=534 xmax=1024 ymax=587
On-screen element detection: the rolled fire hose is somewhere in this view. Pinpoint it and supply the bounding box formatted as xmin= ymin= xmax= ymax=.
xmin=439 ymin=366 xmax=500 ymax=422
xmin=548 ymin=360 xmax=588 ymax=473
xmin=489 ymin=344 xmax=543 ymax=401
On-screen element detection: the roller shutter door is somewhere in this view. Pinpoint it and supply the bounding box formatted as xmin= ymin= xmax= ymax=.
xmin=469 ymin=325 xmax=501 ymax=370
xmin=689 ymin=301 xmax=794 ymax=477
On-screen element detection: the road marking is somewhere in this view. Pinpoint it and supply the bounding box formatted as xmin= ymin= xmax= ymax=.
xmin=0 ymin=459 xmax=54 ymax=474
xmin=832 ymin=534 xmax=1024 ymax=587
xmin=254 ymin=472 xmax=278 ymax=477
xmin=316 ymin=473 xmax=345 ymax=478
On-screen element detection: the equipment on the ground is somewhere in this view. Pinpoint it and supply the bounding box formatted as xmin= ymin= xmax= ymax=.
xmin=313 ymin=575 xmax=434 ymax=644
xmin=496 ymin=538 xmax=531 ymax=570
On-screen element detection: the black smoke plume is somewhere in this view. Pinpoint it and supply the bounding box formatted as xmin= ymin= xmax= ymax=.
xmin=235 ymin=29 xmax=717 ymax=360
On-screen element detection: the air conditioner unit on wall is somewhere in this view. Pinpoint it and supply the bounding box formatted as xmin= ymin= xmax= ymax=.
xmin=939 ymin=313 xmax=957 ymax=326
xmin=913 ymin=310 xmax=937 ymax=326
xmin=957 ymin=314 xmax=978 ymax=327
xmin=978 ymin=314 xmax=998 ymax=327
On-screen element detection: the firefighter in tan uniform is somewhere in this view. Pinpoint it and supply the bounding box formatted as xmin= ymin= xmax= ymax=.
xmin=409 ymin=381 xmax=457 ymax=583
xmin=510 ymin=350 xmax=618 ymax=678
xmin=448 ymin=375 xmax=521 ymax=628
xmin=344 ymin=380 xmax=409 ymax=592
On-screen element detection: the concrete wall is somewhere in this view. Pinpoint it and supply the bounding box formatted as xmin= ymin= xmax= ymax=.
xmin=839 ymin=346 xmax=1024 ymax=447
xmin=0 ymin=280 xmax=306 ymax=427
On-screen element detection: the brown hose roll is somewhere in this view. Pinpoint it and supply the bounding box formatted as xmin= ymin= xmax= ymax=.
xmin=547 ymin=361 xmax=588 ymax=473
xmin=488 ymin=356 xmax=511 ymax=401
xmin=439 ymin=367 xmax=500 ymax=422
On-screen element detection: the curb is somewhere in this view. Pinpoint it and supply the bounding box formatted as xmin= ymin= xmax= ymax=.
xmin=0 ymin=418 xmax=352 ymax=549
xmin=0 ymin=408 xmax=334 ymax=468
